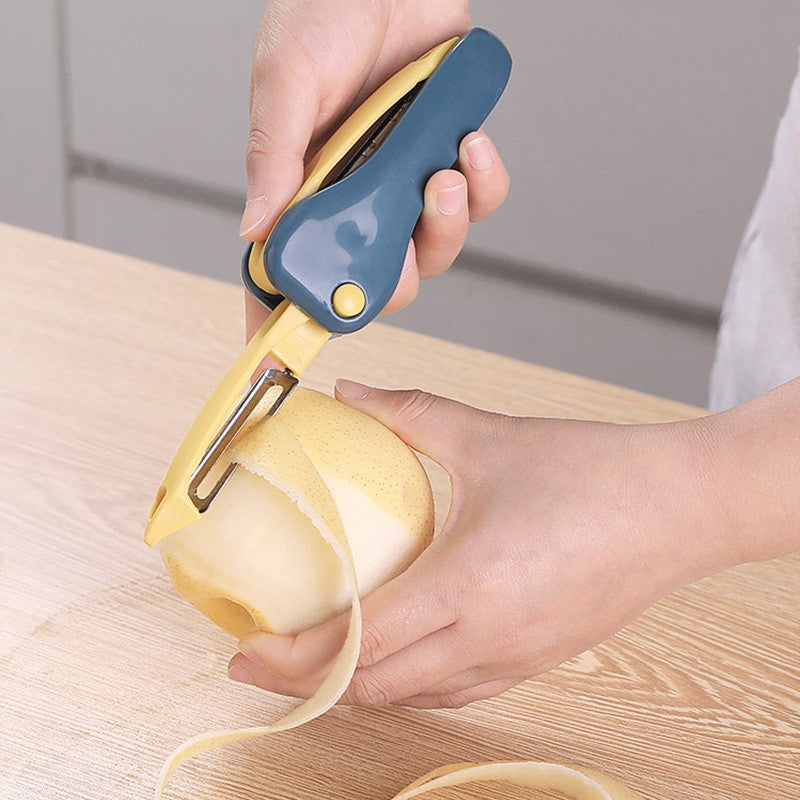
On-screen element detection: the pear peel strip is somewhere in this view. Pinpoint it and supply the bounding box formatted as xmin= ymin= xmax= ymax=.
xmin=155 ymin=430 xmax=642 ymax=800
xmin=154 ymin=591 xmax=362 ymax=793
xmin=391 ymin=762 xmax=644 ymax=800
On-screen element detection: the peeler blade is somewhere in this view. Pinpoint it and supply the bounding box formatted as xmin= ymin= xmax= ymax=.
xmin=188 ymin=368 xmax=297 ymax=512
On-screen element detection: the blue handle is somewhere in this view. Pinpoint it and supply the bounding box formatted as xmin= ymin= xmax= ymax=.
xmin=249 ymin=28 xmax=511 ymax=334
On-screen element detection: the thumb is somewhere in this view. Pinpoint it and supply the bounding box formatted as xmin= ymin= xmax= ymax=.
xmin=334 ymin=380 xmax=491 ymax=470
xmin=240 ymin=55 xmax=319 ymax=240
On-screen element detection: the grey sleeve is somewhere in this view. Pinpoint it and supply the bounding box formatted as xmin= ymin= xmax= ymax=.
xmin=709 ymin=52 xmax=800 ymax=412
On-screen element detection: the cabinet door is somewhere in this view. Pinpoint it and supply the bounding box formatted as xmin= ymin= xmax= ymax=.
xmin=0 ymin=0 xmax=68 ymax=236
xmin=467 ymin=0 xmax=799 ymax=307
xmin=66 ymin=0 xmax=263 ymax=192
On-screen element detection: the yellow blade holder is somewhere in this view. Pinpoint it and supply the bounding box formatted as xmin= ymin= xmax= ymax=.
xmin=144 ymin=29 xmax=512 ymax=547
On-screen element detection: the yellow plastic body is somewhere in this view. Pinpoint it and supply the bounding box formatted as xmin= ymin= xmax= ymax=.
xmin=144 ymin=301 xmax=330 ymax=546
xmin=331 ymin=282 xmax=366 ymax=318
xmin=247 ymin=36 xmax=458 ymax=295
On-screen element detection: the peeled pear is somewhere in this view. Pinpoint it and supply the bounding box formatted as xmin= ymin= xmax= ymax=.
xmin=154 ymin=388 xmax=642 ymax=800
xmin=159 ymin=387 xmax=434 ymax=638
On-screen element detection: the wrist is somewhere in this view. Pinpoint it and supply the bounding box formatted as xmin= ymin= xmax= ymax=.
xmin=665 ymin=414 xmax=749 ymax=578
xmin=666 ymin=379 xmax=800 ymax=577
xmin=624 ymin=419 xmax=732 ymax=591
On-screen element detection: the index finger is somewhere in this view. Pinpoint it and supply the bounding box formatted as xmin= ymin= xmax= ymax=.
xmin=241 ymin=29 xmax=319 ymax=240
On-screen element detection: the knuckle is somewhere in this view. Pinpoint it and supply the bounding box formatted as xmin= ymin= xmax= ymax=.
xmin=347 ymin=672 xmax=393 ymax=707
xmin=358 ymin=626 xmax=390 ymax=668
xmin=438 ymin=691 xmax=471 ymax=709
xmin=251 ymin=16 xmax=286 ymax=72
xmin=250 ymin=49 xmax=269 ymax=82
xmin=436 ymin=582 xmax=462 ymax=619
xmin=461 ymin=558 xmax=511 ymax=604
xmin=258 ymin=636 xmax=304 ymax=681
xmin=246 ymin=126 xmax=275 ymax=160
xmin=395 ymin=390 xmax=439 ymax=425
xmin=416 ymin=247 xmax=460 ymax=280
xmin=431 ymin=220 xmax=468 ymax=254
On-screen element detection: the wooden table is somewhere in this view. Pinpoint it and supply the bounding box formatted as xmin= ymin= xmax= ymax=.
xmin=1 ymin=224 xmax=797 ymax=799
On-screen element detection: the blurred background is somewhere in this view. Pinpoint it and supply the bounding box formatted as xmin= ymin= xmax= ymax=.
xmin=2 ymin=1 xmax=798 ymax=406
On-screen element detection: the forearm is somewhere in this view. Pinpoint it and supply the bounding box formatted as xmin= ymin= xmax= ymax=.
xmin=694 ymin=376 xmax=800 ymax=570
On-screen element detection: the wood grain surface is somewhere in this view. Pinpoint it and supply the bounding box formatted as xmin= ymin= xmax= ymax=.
xmin=1 ymin=223 xmax=798 ymax=799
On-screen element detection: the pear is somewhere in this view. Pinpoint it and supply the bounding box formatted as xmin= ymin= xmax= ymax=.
xmin=159 ymin=388 xmax=434 ymax=638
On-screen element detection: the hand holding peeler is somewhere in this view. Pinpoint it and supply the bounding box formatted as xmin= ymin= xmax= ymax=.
xmin=144 ymin=28 xmax=511 ymax=547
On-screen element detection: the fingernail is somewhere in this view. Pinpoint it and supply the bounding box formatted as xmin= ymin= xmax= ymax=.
xmin=435 ymin=183 xmax=466 ymax=215
xmin=228 ymin=660 xmax=255 ymax=685
xmin=239 ymin=195 xmax=268 ymax=237
xmin=465 ymin=135 xmax=494 ymax=171
xmin=237 ymin=638 xmax=259 ymax=663
xmin=401 ymin=241 xmax=416 ymax=275
xmin=335 ymin=379 xmax=370 ymax=399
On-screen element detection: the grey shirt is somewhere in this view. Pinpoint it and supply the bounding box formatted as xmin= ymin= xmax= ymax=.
xmin=709 ymin=55 xmax=800 ymax=411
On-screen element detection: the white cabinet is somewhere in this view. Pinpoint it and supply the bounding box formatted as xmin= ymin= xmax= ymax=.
xmin=72 ymin=177 xmax=243 ymax=282
xmin=65 ymin=0 xmax=261 ymax=192
xmin=0 ymin=0 xmax=68 ymax=236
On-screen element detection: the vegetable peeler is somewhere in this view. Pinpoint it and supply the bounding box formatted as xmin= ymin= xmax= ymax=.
xmin=144 ymin=28 xmax=511 ymax=547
